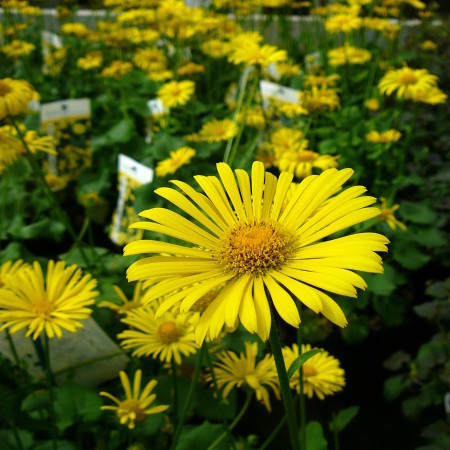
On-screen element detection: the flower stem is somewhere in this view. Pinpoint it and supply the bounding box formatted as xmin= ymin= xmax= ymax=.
xmin=297 ymin=326 xmax=307 ymax=450
xmin=269 ymin=320 xmax=301 ymax=450
xmin=43 ymin=334 xmax=58 ymax=450
xmin=258 ymin=414 xmax=287 ymax=450
xmin=206 ymin=391 xmax=253 ymax=450
xmin=171 ymin=357 xmax=179 ymax=430
xmin=170 ymin=344 xmax=205 ymax=450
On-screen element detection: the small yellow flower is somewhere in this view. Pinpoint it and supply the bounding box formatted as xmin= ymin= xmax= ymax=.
xmin=99 ymin=282 xmax=145 ymax=315
xmin=420 ymin=40 xmax=437 ymax=51
xmin=133 ymin=47 xmax=167 ymax=72
xmin=177 ymin=62 xmax=205 ymax=76
xmin=228 ymin=42 xmax=287 ymax=68
xmin=207 ymin=342 xmax=280 ymax=411
xmin=379 ymin=198 xmax=407 ymax=231
xmin=1 ymin=39 xmax=35 ymax=58
xmin=303 ymin=74 xmax=340 ymax=88
xmin=157 ymin=80 xmax=195 ymax=108
xmin=325 ymin=13 xmax=362 ymax=34
xmin=101 ymin=60 xmax=133 ymax=79
xmin=156 ymin=146 xmax=196 ymax=177
xmin=100 ymin=370 xmax=169 ymax=429
xmin=328 ymin=45 xmax=371 ymax=66
xmin=0 ymin=78 xmax=36 ymax=120
xmin=283 ymin=343 xmax=345 ymax=399
xmin=300 ymin=86 xmax=340 ymax=112
xmin=199 ymin=118 xmax=237 ymax=143
xmin=364 ymin=98 xmax=380 ymax=111
xmin=200 ymin=39 xmax=230 ymax=59
xmin=77 ymin=51 xmax=103 ymax=70
xmin=365 ymin=130 xmax=401 ymax=144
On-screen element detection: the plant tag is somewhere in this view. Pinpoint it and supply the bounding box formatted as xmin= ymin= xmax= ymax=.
xmin=41 ymin=99 xmax=91 ymax=125
xmin=259 ymin=80 xmax=300 ymax=108
xmin=110 ymin=154 xmax=153 ymax=246
xmin=0 ymin=318 xmax=128 ymax=387
xmin=148 ymin=99 xmax=168 ymax=117
xmin=445 ymin=392 xmax=450 ymax=414
xmin=265 ymin=63 xmax=281 ymax=81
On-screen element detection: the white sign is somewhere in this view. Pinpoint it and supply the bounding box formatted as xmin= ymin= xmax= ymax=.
xmin=41 ymin=98 xmax=91 ymax=124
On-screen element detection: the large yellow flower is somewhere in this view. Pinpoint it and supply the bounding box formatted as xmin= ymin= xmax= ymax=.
xmin=283 ymin=343 xmax=345 ymax=399
xmin=0 ymin=260 xmax=29 ymax=288
xmin=124 ymin=162 xmax=388 ymax=344
xmin=207 ymin=341 xmax=280 ymax=411
xmin=157 ymin=80 xmax=195 ymax=108
xmin=100 ymin=370 xmax=169 ymax=429
xmin=0 ymin=260 xmax=98 ymax=340
xmin=378 ymin=66 xmax=438 ymax=100
xmin=0 ymin=78 xmax=35 ymax=120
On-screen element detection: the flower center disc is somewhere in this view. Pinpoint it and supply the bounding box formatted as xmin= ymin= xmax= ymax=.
xmin=216 ymin=220 xmax=294 ymax=276
xmin=302 ymin=364 xmax=317 ymax=377
xmin=119 ymin=399 xmax=145 ymax=422
xmin=33 ymin=297 xmax=54 ymax=318
xmin=399 ymin=71 xmax=418 ymax=85
xmin=157 ymin=321 xmax=181 ymax=344
xmin=0 ymin=81 xmax=12 ymax=96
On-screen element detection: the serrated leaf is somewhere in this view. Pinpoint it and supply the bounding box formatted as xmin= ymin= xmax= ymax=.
xmin=300 ymin=421 xmax=328 ymax=450
xmin=287 ymin=349 xmax=321 ymax=380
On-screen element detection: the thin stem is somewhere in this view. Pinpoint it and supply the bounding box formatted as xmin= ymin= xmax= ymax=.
xmin=170 ymin=345 xmax=205 ymax=450
xmin=206 ymin=392 xmax=253 ymax=450
xmin=269 ymin=320 xmax=301 ymax=450
xmin=5 ymin=329 xmax=21 ymax=368
xmin=7 ymin=117 xmax=92 ymax=269
xmin=297 ymin=327 xmax=306 ymax=450
xmin=258 ymin=414 xmax=287 ymax=450
xmin=171 ymin=357 xmax=179 ymax=431
xmin=43 ymin=334 xmax=58 ymax=450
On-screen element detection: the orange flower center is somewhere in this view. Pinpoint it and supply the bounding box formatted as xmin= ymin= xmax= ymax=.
xmin=302 ymin=364 xmax=317 ymax=377
xmin=216 ymin=220 xmax=294 ymax=275
xmin=118 ymin=399 xmax=145 ymax=423
xmin=157 ymin=321 xmax=181 ymax=344
xmin=0 ymin=81 xmax=12 ymax=96
xmin=295 ymin=150 xmax=317 ymax=163
xmin=399 ymin=71 xmax=418 ymax=85
xmin=33 ymin=297 xmax=54 ymax=318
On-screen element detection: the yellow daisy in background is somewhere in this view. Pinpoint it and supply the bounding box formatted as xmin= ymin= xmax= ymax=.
xmin=207 ymin=342 xmax=280 ymax=411
xmin=133 ymin=47 xmax=167 ymax=72
xmin=101 ymin=60 xmax=133 ymax=79
xmin=157 ymin=80 xmax=195 ymax=108
xmin=100 ymin=370 xmax=169 ymax=429
xmin=300 ymin=86 xmax=340 ymax=112
xmin=199 ymin=118 xmax=237 ymax=143
xmin=99 ymin=282 xmax=145 ymax=315
xmin=379 ymin=198 xmax=407 ymax=231
xmin=325 ymin=13 xmax=362 ymax=34
xmin=364 ymin=98 xmax=380 ymax=111
xmin=277 ymin=148 xmax=340 ymax=178
xmin=420 ymin=40 xmax=437 ymax=51
xmin=0 ymin=78 xmax=36 ymax=119
xmin=283 ymin=343 xmax=345 ymax=399
xmin=0 ymin=260 xmax=29 ymax=288
xmin=1 ymin=39 xmax=35 ymax=59
xmin=77 ymin=51 xmax=103 ymax=70
xmin=378 ymin=65 xmax=438 ymax=100
xmin=0 ymin=260 xmax=98 ymax=340
xmin=124 ymin=162 xmax=388 ymax=344
xmin=228 ymin=42 xmax=287 ymax=68
xmin=118 ymin=304 xmax=199 ymax=364
xmin=156 ymin=146 xmax=196 ymax=178
xmin=328 ymin=45 xmax=371 ymax=67
xmin=413 ymin=86 xmax=447 ymax=105
xmin=365 ymin=129 xmax=401 ymax=144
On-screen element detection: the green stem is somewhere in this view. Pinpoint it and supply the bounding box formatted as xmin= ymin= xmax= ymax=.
xmin=43 ymin=334 xmax=58 ymax=450
xmin=223 ymin=65 xmax=252 ymax=164
xmin=206 ymin=392 xmax=253 ymax=450
xmin=170 ymin=345 xmax=205 ymax=450
xmin=269 ymin=320 xmax=300 ymax=450
xmin=332 ymin=413 xmax=340 ymax=450
xmin=7 ymin=117 xmax=92 ymax=269
xmin=0 ymin=168 xmax=8 ymax=251
xmin=171 ymin=357 xmax=179 ymax=431
xmin=258 ymin=414 xmax=287 ymax=450
xmin=297 ymin=327 xmax=306 ymax=450
xmin=5 ymin=328 xmax=21 ymax=368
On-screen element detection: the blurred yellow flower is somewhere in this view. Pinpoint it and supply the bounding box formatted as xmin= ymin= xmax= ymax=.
xmin=379 ymin=198 xmax=407 ymax=231
xmin=303 ymin=73 xmax=340 ymax=88
xmin=1 ymin=39 xmax=35 ymax=58
xmin=157 ymin=80 xmax=195 ymax=108
xmin=177 ymin=62 xmax=205 ymax=76
xmin=325 ymin=13 xmax=362 ymax=34
xmin=420 ymin=40 xmax=437 ymax=51
xmin=0 ymin=260 xmax=29 ymax=288
xmin=99 ymin=282 xmax=145 ymax=315
xmin=328 ymin=45 xmax=371 ymax=66
xmin=100 ymin=370 xmax=169 ymax=429
xmin=101 ymin=60 xmax=133 ymax=79
xmin=156 ymin=146 xmax=196 ymax=177
xmin=414 ymin=86 xmax=447 ymax=105
xmin=133 ymin=47 xmax=167 ymax=72
xmin=0 ymin=78 xmax=35 ymax=120
xmin=364 ymin=98 xmax=380 ymax=111
xmin=300 ymin=86 xmax=340 ymax=112
xmin=228 ymin=42 xmax=287 ymax=68
xmin=199 ymin=118 xmax=237 ymax=143
xmin=365 ymin=129 xmax=401 ymax=144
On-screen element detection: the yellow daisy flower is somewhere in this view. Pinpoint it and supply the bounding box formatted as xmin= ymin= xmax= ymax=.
xmin=100 ymin=370 xmax=169 ymax=429
xmin=0 ymin=78 xmax=36 ymax=120
xmin=118 ymin=304 xmax=199 ymax=364
xmin=77 ymin=51 xmax=103 ymax=70
xmin=199 ymin=118 xmax=237 ymax=143
xmin=365 ymin=129 xmax=402 ymax=144
xmin=283 ymin=343 xmax=345 ymax=399
xmin=325 ymin=13 xmax=362 ymax=34
xmin=1 ymin=39 xmax=35 ymax=58
xmin=420 ymin=40 xmax=437 ymax=51
xmin=124 ymin=162 xmax=389 ymax=344
xmin=379 ymin=198 xmax=407 ymax=231
xmin=300 ymin=86 xmax=340 ymax=112
xmin=177 ymin=62 xmax=205 ymax=76
xmin=0 ymin=260 xmax=98 ymax=340
xmin=156 ymin=146 xmax=196 ymax=178
xmin=413 ymin=86 xmax=447 ymax=105
xmin=207 ymin=342 xmax=280 ymax=411
xmin=200 ymin=39 xmax=230 ymax=59
xmin=364 ymin=98 xmax=380 ymax=111
xmin=133 ymin=47 xmax=167 ymax=72
xmin=228 ymin=42 xmax=287 ymax=68
xmin=303 ymin=74 xmax=340 ymax=88
xmin=157 ymin=80 xmax=195 ymax=108
xmin=99 ymin=282 xmax=145 ymax=315
xmin=378 ymin=66 xmax=438 ymax=100
xmin=328 ymin=45 xmax=371 ymax=67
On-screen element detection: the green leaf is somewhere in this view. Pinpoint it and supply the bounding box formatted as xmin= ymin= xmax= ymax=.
xmin=414 ymin=300 xmax=450 ymax=321
xmin=175 ymin=422 xmax=227 ymax=450
xmin=373 ymin=295 xmax=406 ymax=326
xmin=398 ymin=201 xmax=436 ymax=225
xmin=21 ymin=390 xmax=51 ymax=413
xmin=287 ymin=349 xmax=321 ymax=380
xmin=34 ymin=441 xmax=77 ymax=450
xmin=59 ymin=247 xmax=109 ymax=268
xmin=364 ymin=263 xmax=405 ymax=296
xmin=53 ymin=382 xmax=102 ymax=431
xmin=14 ymin=218 xmax=66 ymax=241
xmin=329 ymin=406 xmax=359 ymax=433
xmin=392 ymin=241 xmax=430 ymax=270
xmin=341 ymin=316 xmax=370 ymax=344
xmin=300 ymin=421 xmax=328 ymax=450
xmin=0 ymin=429 xmax=34 ymax=449
xmin=196 ymin=387 xmax=237 ymax=421
xmin=384 ymin=374 xmax=411 ymax=401
xmin=92 ymin=119 xmax=135 ymax=149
